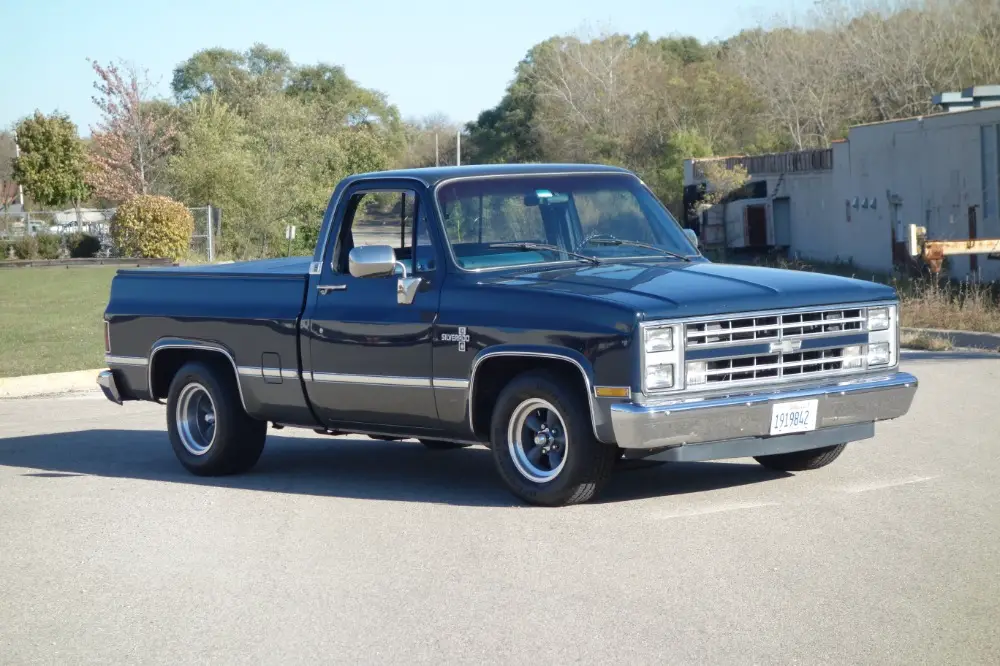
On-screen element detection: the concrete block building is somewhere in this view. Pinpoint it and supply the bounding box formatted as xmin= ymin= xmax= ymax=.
xmin=683 ymin=88 xmax=1000 ymax=281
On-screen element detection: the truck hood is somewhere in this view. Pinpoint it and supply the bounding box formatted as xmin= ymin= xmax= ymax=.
xmin=486 ymin=259 xmax=897 ymax=319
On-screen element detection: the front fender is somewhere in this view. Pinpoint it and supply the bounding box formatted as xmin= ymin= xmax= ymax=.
xmin=468 ymin=344 xmax=625 ymax=444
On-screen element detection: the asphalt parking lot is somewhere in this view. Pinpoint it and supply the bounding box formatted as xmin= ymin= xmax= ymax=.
xmin=1 ymin=351 xmax=998 ymax=665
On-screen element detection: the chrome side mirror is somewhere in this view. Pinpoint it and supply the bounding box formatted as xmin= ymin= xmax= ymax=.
xmin=348 ymin=245 xmax=397 ymax=278
xmin=683 ymin=228 xmax=699 ymax=249
xmin=346 ymin=244 xmax=422 ymax=305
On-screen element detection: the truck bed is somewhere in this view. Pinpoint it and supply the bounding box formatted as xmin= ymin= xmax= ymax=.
xmin=130 ymin=256 xmax=313 ymax=277
xmin=104 ymin=257 xmax=316 ymax=426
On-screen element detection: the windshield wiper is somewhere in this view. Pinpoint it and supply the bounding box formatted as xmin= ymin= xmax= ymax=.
xmin=577 ymin=234 xmax=691 ymax=262
xmin=488 ymin=242 xmax=601 ymax=266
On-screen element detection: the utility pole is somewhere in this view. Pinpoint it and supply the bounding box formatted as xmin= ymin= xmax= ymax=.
xmin=206 ymin=204 xmax=214 ymax=262
xmin=12 ymin=129 xmax=26 ymax=236
xmin=434 ymin=133 xmax=439 ymax=166
xmin=12 ymin=130 xmax=24 ymax=209
xmin=456 ymin=131 xmax=461 ymax=166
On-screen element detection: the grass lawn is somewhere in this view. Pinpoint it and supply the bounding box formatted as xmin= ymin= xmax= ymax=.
xmin=0 ymin=266 xmax=117 ymax=377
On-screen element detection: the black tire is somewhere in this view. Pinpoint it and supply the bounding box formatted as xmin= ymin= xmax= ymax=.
xmin=166 ymin=360 xmax=267 ymax=476
xmin=419 ymin=439 xmax=470 ymax=450
xmin=753 ymin=443 xmax=846 ymax=472
xmin=489 ymin=370 xmax=617 ymax=506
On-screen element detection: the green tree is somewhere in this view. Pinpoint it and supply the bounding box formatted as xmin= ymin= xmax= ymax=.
xmin=400 ymin=113 xmax=463 ymax=168
xmin=10 ymin=111 xmax=91 ymax=220
xmin=166 ymin=89 xmax=399 ymax=260
xmin=464 ymin=41 xmax=548 ymax=164
xmin=171 ymin=44 xmax=292 ymax=107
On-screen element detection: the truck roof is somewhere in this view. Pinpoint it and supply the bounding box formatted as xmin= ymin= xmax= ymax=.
xmin=345 ymin=163 xmax=635 ymax=187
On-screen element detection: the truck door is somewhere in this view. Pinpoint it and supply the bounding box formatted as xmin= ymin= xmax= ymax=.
xmin=303 ymin=181 xmax=442 ymax=431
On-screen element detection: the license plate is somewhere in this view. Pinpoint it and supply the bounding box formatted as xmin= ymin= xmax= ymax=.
xmin=769 ymin=399 xmax=818 ymax=436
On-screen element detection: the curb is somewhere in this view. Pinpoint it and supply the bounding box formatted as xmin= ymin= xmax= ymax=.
xmin=0 ymin=368 xmax=105 ymax=399
xmin=901 ymin=327 xmax=1000 ymax=352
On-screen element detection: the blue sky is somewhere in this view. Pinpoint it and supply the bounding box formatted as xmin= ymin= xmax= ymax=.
xmin=1 ymin=0 xmax=806 ymax=135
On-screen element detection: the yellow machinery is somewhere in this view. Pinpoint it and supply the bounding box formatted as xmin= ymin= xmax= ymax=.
xmin=905 ymin=224 xmax=1000 ymax=274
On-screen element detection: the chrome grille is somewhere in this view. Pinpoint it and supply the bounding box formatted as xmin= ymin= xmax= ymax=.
xmin=686 ymin=308 xmax=864 ymax=348
xmin=698 ymin=349 xmax=849 ymax=386
xmin=684 ymin=306 xmax=869 ymax=390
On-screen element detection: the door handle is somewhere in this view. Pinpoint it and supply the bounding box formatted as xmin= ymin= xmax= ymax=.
xmin=317 ymin=284 xmax=346 ymax=295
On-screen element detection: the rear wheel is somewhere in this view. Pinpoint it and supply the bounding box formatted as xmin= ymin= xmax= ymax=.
xmin=166 ymin=360 xmax=267 ymax=476
xmin=753 ymin=443 xmax=846 ymax=472
xmin=489 ymin=370 xmax=616 ymax=506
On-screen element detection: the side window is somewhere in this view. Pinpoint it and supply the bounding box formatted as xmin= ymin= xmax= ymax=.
xmin=335 ymin=188 xmax=435 ymax=273
xmin=349 ymin=190 xmax=414 ymax=252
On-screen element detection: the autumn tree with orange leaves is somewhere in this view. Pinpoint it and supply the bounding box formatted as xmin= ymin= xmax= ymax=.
xmin=86 ymin=59 xmax=176 ymax=203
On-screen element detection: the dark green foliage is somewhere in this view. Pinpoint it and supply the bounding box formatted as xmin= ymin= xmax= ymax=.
xmin=8 ymin=236 xmax=35 ymax=260
xmin=67 ymin=232 xmax=101 ymax=258
xmin=5 ymin=233 xmax=61 ymax=260
xmin=35 ymin=233 xmax=62 ymax=259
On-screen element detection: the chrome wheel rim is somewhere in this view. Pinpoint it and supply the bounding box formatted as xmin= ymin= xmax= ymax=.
xmin=176 ymin=382 xmax=217 ymax=456
xmin=508 ymin=398 xmax=568 ymax=483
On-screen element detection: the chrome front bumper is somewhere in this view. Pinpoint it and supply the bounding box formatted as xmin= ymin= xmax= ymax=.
xmin=610 ymin=372 xmax=918 ymax=451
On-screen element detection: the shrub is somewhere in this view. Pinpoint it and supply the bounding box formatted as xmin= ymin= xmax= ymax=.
xmin=67 ymin=232 xmax=101 ymax=258
xmin=11 ymin=235 xmax=38 ymax=259
xmin=35 ymin=232 xmax=63 ymax=259
xmin=110 ymin=195 xmax=194 ymax=260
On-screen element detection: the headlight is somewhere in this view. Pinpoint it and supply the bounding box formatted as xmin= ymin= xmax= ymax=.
xmin=868 ymin=307 xmax=890 ymax=331
xmin=644 ymin=327 xmax=673 ymax=352
xmin=641 ymin=323 xmax=682 ymax=393
xmin=868 ymin=342 xmax=890 ymax=366
xmin=645 ymin=363 xmax=674 ymax=390
xmin=865 ymin=304 xmax=897 ymax=369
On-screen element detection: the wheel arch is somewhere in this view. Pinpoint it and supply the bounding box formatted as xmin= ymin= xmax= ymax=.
xmin=467 ymin=346 xmax=608 ymax=443
xmin=147 ymin=338 xmax=248 ymax=411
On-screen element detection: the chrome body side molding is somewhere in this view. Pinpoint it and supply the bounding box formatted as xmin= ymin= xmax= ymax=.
xmin=146 ymin=341 xmax=249 ymax=412
xmin=105 ymin=355 xmax=149 ymax=367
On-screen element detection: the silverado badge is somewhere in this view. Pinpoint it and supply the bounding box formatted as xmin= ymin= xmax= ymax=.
xmin=440 ymin=326 xmax=470 ymax=352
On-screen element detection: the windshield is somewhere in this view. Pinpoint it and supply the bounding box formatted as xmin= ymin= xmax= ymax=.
xmin=434 ymin=173 xmax=697 ymax=270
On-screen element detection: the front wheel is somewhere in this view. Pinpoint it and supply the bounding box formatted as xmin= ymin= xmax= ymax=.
xmin=754 ymin=443 xmax=846 ymax=472
xmin=490 ymin=371 xmax=617 ymax=506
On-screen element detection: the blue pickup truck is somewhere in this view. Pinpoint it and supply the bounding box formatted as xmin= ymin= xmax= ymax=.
xmin=98 ymin=164 xmax=918 ymax=506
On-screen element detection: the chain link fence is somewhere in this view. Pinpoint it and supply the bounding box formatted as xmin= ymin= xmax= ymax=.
xmin=0 ymin=206 xmax=219 ymax=261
